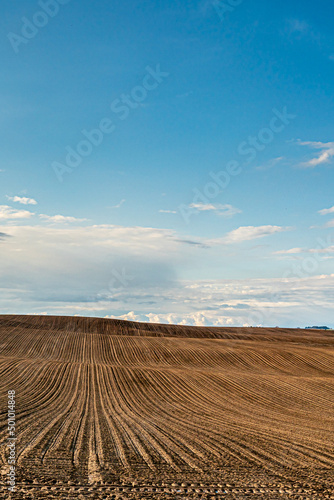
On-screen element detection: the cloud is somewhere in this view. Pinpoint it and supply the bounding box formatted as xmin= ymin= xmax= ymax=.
xmin=104 ymin=274 xmax=334 ymax=327
xmin=298 ymin=140 xmax=334 ymax=168
xmin=285 ymin=19 xmax=320 ymax=43
xmin=274 ymin=248 xmax=304 ymax=255
xmin=111 ymin=311 xmax=138 ymax=321
xmin=0 ymin=223 xmax=199 ymax=296
xmin=275 ymin=246 xmax=334 ymax=256
xmin=160 ymin=204 xmax=241 ymax=218
xmin=319 ymin=206 xmax=334 ymax=216
xmin=0 ymin=232 xmax=10 ymax=240
xmin=213 ymin=225 xmax=291 ymax=245
xmin=106 ymin=310 xmax=236 ymax=327
xmin=255 ymin=157 xmax=284 ymax=171
xmin=316 ymin=206 xmax=334 ymax=228
xmin=0 ymin=205 xmax=34 ymax=220
xmin=2 ymin=220 xmax=332 ymax=327
xmin=39 ymin=214 xmax=88 ymax=223
xmin=109 ymin=199 xmax=125 ymax=209
xmin=174 ymin=238 xmax=206 ymax=248
xmin=6 ymin=196 xmax=37 ymax=205
xmin=287 ymin=19 xmax=310 ymax=36
xmin=176 ymin=91 xmax=193 ymax=99
xmin=0 ymin=221 xmax=333 ymax=326
xmin=189 ymin=203 xmax=241 ymax=217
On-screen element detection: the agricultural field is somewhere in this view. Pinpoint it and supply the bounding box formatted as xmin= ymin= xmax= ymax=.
xmin=0 ymin=315 xmax=334 ymax=499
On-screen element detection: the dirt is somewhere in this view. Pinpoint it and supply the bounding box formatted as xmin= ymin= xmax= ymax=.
xmin=0 ymin=315 xmax=333 ymax=499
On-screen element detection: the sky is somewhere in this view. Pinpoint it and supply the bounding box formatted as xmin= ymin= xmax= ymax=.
xmin=0 ymin=0 xmax=334 ymax=327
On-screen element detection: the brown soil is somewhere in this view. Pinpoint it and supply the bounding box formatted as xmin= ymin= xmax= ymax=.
xmin=0 ymin=315 xmax=333 ymax=499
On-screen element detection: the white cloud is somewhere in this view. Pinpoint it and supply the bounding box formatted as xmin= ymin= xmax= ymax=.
xmin=39 ymin=214 xmax=88 ymax=223
xmin=1 ymin=221 xmax=332 ymax=327
xmin=107 ymin=310 xmax=235 ymax=327
xmin=275 ymin=246 xmax=334 ymax=256
xmin=110 ymin=311 xmax=138 ymax=321
xmin=274 ymin=248 xmax=304 ymax=255
xmin=159 ymin=209 xmax=177 ymax=214
xmin=213 ymin=225 xmax=291 ymax=244
xmin=319 ymin=206 xmax=334 ymax=216
xmin=298 ymin=140 xmax=334 ymax=168
xmin=0 ymin=205 xmax=34 ymax=220
xmin=189 ymin=203 xmax=241 ymax=217
xmin=6 ymin=196 xmax=37 ymax=205
xmin=146 ymin=311 xmax=213 ymax=326
xmin=104 ymin=274 xmax=334 ymax=327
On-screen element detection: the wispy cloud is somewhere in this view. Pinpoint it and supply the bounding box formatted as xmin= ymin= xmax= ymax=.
xmin=255 ymin=157 xmax=284 ymax=171
xmin=275 ymin=246 xmax=334 ymax=256
xmin=315 ymin=206 xmax=334 ymax=228
xmin=109 ymin=199 xmax=125 ymax=209
xmin=274 ymin=248 xmax=304 ymax=255
xmin=0 ymin=205 xmax=34 ymax=220
xmin=298 ymin=140 xmax=334 ymax=168
xmin=319 ymin=206 xmax=334 ymax=216
xmin=176 ymin=91 xmax=193 ymax=99
xmin=6 ymin=196 xmax=37 ymax=205
xmin=160 ymin=203 xmax=241 ymax=217
xmin=189 ymin=203 xmax=242 ymax=217
xmin=287 ymin=19 xmax=310 ymax=36
xmin=39 ymin=214 xmax=88 ymax=223
xmin=214 ymin=225 xmax=291 ymax=245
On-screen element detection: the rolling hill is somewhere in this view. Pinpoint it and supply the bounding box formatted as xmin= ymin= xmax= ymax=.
xmin=0 ymin=315 xmax=334 ymax=499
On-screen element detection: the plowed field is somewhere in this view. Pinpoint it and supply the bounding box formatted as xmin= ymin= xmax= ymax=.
xmin=0 ymin=315 xmax=334 ymax=499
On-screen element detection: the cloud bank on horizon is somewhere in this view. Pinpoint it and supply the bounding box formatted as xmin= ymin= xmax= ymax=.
xmin=1 ymin=0 xmax=334 ymax=327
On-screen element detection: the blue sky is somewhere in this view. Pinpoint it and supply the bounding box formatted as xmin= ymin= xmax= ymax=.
xmin=0 ymin=0 xmax=334 ymax=326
